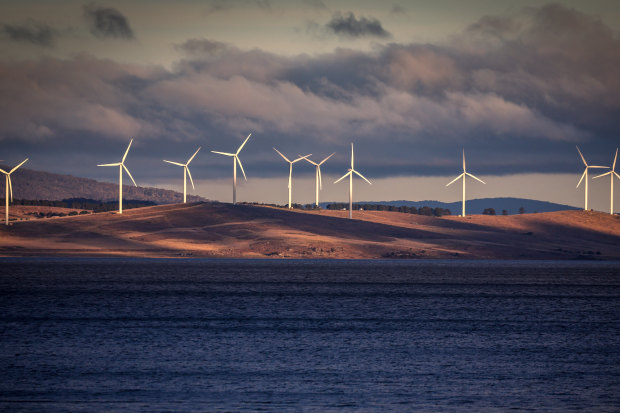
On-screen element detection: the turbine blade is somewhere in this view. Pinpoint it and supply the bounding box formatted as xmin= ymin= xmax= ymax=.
xmin=592 ymin=171 xmax=611 ymax=179
xmin=304 ymin=157 xmax=318 ymax=165
xmin=466 ymin=172 xmax=486 ymax=184
xmin=236 ymin=133 xmax=252 ymax=155
xmin=320 ymin=152 xmax=335 ymax=165
xmin=8 ymin=176 xmax=13 ymax=201
xmin=292 ymin=154 xmax=311 ymax=163
xmin=334 ymin=171 xmax=351 ymax=184
xmin=462 ymin=149 xmax=466 ymax=172
xmin=9 ymin=158 xmax=28 ymax=174
xmin=576 ymin=146 xmax=587 ymax=166
xmin=318 ymin=166 xmax=322 ymax=190
xmin=614 ymin=171 xmax=620 ymax=179
xmin=613 ymin=148 xmax=618 ymax=171
xmin=186 ymin=166 xmax=195 ymax=189
xmin=163 ymin=160 xmax=184 ymax=166
xmin=237 ymin=156 xmax=247 ymax=181
xmin=98 ymin=162 xmax=121 ymax=167
xmin=350 ymin=143 xmax=354 ymax=169
xmin=353 ymin=169 xmax=372 ymax=185
xmin=187 ymin=147 xmax=201 ymax=164
xmin=0 ymin=168 xmax=7 ymax=174
xmin=211 ymin=151 xmax=235 ymax=157
xmin=446 ymin=173 xmax=464 ymax=187
xmin=122 ymin=139 xmax=133 ymax=163
xmin=588 ymin=165 xmax=608 ymax=169
xmin=576 ymin=169 xmax=587 ymax=188
xmin=273 ymin=148 xmax=290 ymax=163
xmin=123 ymin=164 xmax=137 ymax=187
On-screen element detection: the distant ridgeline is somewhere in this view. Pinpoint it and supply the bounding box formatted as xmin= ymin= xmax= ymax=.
xmin=8 ymin=198 xmax=157 ymax=212
xmin=2 ymin=167 xmax=205 ymax=204
xmin=326 ymin=203 xmax=451 ymax=216
xmin=321 ymin=198 xmax=578 ymax=215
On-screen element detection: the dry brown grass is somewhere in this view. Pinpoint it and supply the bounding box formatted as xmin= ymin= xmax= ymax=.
xmin=0 ymin=202 xmax=618 ymax=260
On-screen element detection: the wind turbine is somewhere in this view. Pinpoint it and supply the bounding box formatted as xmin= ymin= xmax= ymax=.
xmin=0 ymin=159 xmax=28 ymax=226
xmin=211 ymin=133 xmax=252 ymax=205
xmin=97 ymin=139 xmax=137 ymax=214
xmin=446 ymin=149 xmax=485 ymax=217
xmin=576 ymin=146 xmax=607 ymax=211
xmin=273 ymin=149 xmax=311 ymax=209
xmin=305 ymin=153 xmax=335 ymax=207
xmin=593 ymin=148 xmax=619 ymax=215
xmin=164 ymin=147 xmax=201 ymax=204
xmin=334 ymin=143 xmax=371 ymax=219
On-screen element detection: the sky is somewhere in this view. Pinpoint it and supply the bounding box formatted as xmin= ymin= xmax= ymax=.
xmin=1 ymin=0 xmax=619 ymax=210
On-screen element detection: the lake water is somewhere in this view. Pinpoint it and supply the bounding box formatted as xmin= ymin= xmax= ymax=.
xmin=0 ymin=259 xmax=619 ymax=412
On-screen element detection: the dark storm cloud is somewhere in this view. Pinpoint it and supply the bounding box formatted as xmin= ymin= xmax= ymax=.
xmin=205 ymin=0 xmax=272 ymax=14
xmin=175 ymin=38 xmax=230 ymax=55
xmin=84 ymin=4 xmax=134 ymax=39
xmin=1 ymin=21 xmax=56 ymax=47
xmin=325 ymin=11 xmax=391 ymax=39
xmin=1 ymin=4 xmax=618 ymax=179
xmin=390 ymin=5 xmax=407 ymax=16
xmin=301 ymin=0 xmax=328 ymax=11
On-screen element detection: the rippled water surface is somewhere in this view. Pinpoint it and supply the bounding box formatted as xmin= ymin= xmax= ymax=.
xmin=1 ymin=259 xmax=619 ymax=412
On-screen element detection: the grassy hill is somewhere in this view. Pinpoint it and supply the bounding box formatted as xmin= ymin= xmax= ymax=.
xmin=1 ymin=166 xmax=205 ymax=204
xmin=0 ymin=202 xmax=618 ymax=260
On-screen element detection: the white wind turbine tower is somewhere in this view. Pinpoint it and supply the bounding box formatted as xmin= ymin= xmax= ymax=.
xmin=576 ymin=146 xmax=607 ymax=211
xmin=97 ymin=139 xmax=137 ymax=214
xmin=211 ymin=133 xmax=252 ymax=205
xmin=446 ymin=149 xmax=485 ymax=217
xmin=593 ymin=148 xmax=619 ymax=215
xmin=305 ymin=153 xmax=335 ymax=207
xmin=273 ymin=149 xmax=311 ymax=209
xmin=334 ymin=143 xmax=371 ymax=219
xmin=0 ymin=158 xmax=28 ymax=226
xmin=164 ymin=147 xmax=201 ymax=204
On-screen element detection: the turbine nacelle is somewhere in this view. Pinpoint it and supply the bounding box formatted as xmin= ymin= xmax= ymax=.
xmin=0 ymin=158 xmax=29 ymax=205
xmin=334 ymin=143 xmax=371 ymax=219
xmin=592 ymin=148 xmax=619 ymax=215
xmin=211 ymin=133 xmax=252 ymax=204
xmin=446 ymin=149 xmax=485 ymax=217
xmin=273 ymin=148 xmax=311 ymax=206
xmin=164 ymin=147 xmax=201 ymax=203
xmin=97 ymin=139 xmax=137 ymax=214
xmin=575 ymin=146 xmax=608 ymax=211
xmin=304 ymin=153 xmax=335 ymax=202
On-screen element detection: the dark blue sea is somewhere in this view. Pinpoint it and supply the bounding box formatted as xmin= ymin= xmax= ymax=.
xmin=1 ymin=259 xmax=619 ymax=412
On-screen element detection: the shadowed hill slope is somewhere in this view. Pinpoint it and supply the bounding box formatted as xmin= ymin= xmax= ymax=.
xmin=0 ymin=166 xmax=205 ymax=204
xmin=0 ymin=202 xmax=618 ymax=259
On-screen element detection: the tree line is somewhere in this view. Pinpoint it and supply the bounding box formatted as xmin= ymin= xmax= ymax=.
xmin=5 ymin=198 xmax=156 ymax=212
xmin=326 ymin=203 xmax=452 ymax=217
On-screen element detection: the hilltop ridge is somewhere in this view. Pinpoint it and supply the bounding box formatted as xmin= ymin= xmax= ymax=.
xmin=0 ymin=202 xmax=618 ymax=260
xmin=1 ymin=166 xmax=205 ymax=204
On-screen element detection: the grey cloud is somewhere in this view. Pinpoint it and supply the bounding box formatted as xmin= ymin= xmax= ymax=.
xmin=390 ymin=5 xmax=407 ymax=15
xmin=84 ymin=4 xmax=134 ymax=39
xmin=1 ymin=21 xmax=56 ymax=47
xmin=325 ymin=11 xmax=391 ymax=39
xmin=0 ymin=4 xmax=617 ymax=181
xmin=301 ymin=0 xmax=328 ymax=11
xmin=175 ymin=38 xmax=230 ymax=56
xmin=206 ymin=0 xmax=272 ymax=14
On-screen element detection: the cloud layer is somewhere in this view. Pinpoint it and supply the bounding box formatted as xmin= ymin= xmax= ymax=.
xmin=0 ymin=3 xmax=618 ymax=181
xmin=1 ymin=21 xmax=56 ymax=47
xmin=325 ymin=11 xmax=391 ymax=38
xmin=84 ymin=4 xmax=134 ymax=39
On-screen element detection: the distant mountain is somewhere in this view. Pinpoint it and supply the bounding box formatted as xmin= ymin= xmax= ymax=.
xmin=321 ymin=198 xmax=579 ymax=215
xmin=1 ymin=166 xmax=206 ymax=204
